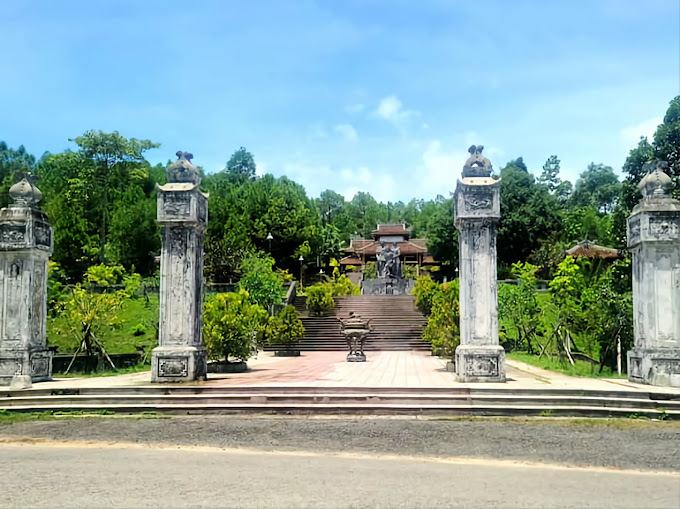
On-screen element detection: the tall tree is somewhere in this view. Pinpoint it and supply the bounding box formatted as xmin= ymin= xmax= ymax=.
xmin=497 ymin=160 xmax=562 ymax=269
xmin=537 ymin=155 xmax=562 ymax=192
xmin=569 ymin=163 xmax=620 ymax=214
xmin=71 ymin=130 xmax=159 ymax=263
xmin=226 ymin=147 xmax=256 ymax=182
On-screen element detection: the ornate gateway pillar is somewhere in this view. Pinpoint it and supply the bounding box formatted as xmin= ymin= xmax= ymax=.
xmin=453 ymin=145 xmax=505 ymax=382
xmin=627 ymin=162 xmax=680 ymax=387
xmin=0 ymin=178 xmax=53 ymax=388
xmin=151 ymin=152 xmax=208 ymax=382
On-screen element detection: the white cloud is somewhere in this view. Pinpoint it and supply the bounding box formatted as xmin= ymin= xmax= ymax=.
xmin=621 ymin=116 xmax=662 ymax=147
xmin=375 ymin=94 xmax=420 ymax=135
xmin=311 ymin=123 xmax=328 ymax=139
xmin=281 ymin=161 xmax=396 ymax=202
xmin=346 ymin=103 xmax=365 ymax=114
xmin=377 ymin=94 xmax=403 ymax=120
xmin=414 ymin=139 xmax=505 ymax=199
xmin=418 ymin=140 xmax=468 ymax=197
xmin=335 ymin=123 xmax=359 ymax=142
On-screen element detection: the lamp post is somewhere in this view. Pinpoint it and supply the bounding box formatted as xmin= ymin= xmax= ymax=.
xmin=298 ymin=254 xmax=304 ymax=286
xmin=266 ymin=232 xmax=273 ymax=252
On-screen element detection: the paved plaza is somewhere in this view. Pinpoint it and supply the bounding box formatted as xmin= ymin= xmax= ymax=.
xmin=28 ymin=350 xmax=680 ymax=395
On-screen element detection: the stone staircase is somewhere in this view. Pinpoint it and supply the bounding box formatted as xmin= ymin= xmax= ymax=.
xmin=267 ymin=295 xmax=430 ymax=351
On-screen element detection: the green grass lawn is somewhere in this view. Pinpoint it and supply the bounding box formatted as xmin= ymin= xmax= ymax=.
xmin=507 ymin=351 xmax=626 ymax=379
xmin=47 ymin=295 xmax=160 ymax=355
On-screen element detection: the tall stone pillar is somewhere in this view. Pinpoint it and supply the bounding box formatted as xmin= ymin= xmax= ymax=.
xmin=151 ymin=152 xmax=208 ymax=382
xmin=0 ymin=178 xmax=53 ymax=388
xmin=453 ymin=145 xmax=505 ymax=383
xmin=627 ymin=162 xmax=680 ymax=387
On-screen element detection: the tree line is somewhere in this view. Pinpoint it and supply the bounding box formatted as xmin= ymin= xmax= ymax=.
xmin=1 ymin=96 xmax=678 ymax=285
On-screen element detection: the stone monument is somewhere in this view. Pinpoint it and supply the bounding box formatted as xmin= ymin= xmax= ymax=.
xmin=0 ymin=177 xmax=53 ymax=388
xmin=151 ymin=152 xmax=208 ymax=382
xmin=453 ymin=145 xmax=506 ymax=382
xmin=340 ymin=312 xmax=372 ymax=362
xmin=627 ymin=161 xmax=680 ymax=387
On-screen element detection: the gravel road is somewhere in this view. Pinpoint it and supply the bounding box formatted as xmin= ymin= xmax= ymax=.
xmin=2 ymin=415 xmax=679 ymax=471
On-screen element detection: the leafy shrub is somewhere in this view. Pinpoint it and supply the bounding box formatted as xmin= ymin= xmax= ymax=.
xmin=203 ymin=289 xmax=269 ymax=362
xmin=402 ymin=264 xmax=419 ymax=279
xmin=85 ymin=264 xmax=125 ymax=287
xmin=363 ymin=261 xmax=378 ymax=279
xmin=306 ymin=283 xmax=335 ymax=315
xmin=238 ymin=254 xmax=284 ymax=308
xmin=268 ymin=305 xmax=305 ymax=348
xmin=130 ymin=323 xmax=147 ymax=336
xmin=412 ymin=275 xmax=440 ymax=315
xmin=422 ymin=280 xmax=460 ymax=360
xmin=331 ymin=274 xmax=360 ymax=296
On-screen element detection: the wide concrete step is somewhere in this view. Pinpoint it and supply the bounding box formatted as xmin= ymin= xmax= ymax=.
xmin=2 ymin=386 xmax=678 ymax=418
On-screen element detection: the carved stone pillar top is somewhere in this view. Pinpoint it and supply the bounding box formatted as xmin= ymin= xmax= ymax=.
xmin=157 ymin=152 xmax=208 ymax=228
xmin=0 ymin=178 xmax=53 ymax=254
xmin=628 ymin=162 xmax=680 ymax=249
xmin=455 ymin=146 xmax=501 ymax=227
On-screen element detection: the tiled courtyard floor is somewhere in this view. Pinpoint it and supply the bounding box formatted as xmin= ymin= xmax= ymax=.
xmin=28 ymin=350 xmax=680 ymax=394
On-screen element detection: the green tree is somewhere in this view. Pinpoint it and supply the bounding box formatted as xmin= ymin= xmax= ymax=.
xmin=498 ymin=262 xmax=540 ymax=353
xmin=226 ymin=146 xmax=256 ymax=182
xmin=424 ymin=198 xmax=458 ymax=275
xmin=237 ymin=254 xmax=284 ymax=309
xmin=71 ymin=130 xmax=159 ymax=263
xmin=537 ymin=155 xmax=561 ymax=192
xmin=497 ymin=160 xmax=562 ymax=269
xmin=569 ymin=163 xmax=621 ymax=214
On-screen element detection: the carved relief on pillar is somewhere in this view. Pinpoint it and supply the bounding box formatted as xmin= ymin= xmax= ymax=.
xmin=648 ymin=216 xmax=680 ymax=240
xmin=465 ymin=355 xmax=500 ymax=377
xmin=163 ymin=193 xmax=192 ymax=218
xmin=31 ymin=265 xmax=44 ymax=345
xmin=4 ymin=259 xmax=23 ymax=341
xmin=0 ymin=224 xmax=25 ymax=245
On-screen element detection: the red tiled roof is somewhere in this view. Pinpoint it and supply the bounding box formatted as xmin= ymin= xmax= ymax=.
xmin=371 ymin=223 xmax=411 ymax=239
xmin=339 ymin=256 xmax=362 ymax=265
xmin=565 ymin=241 xmax=620 ymax=259
xmin=344 ymin=239 xmax=427 ymax=256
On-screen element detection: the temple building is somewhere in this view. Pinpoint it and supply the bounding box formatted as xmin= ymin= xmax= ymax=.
xmin=339 ymin=223 xmax=435 ymax=274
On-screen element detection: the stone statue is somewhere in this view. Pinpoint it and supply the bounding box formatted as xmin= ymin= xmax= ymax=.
xmin=376 ymin=240 xmax=386 ymax=277
xmin=391 ymin=242 xmax=401 ymax=277
xmin=462 ymin=145 xmax=493 ymax=178
xmin=167 ymin=151 xmax=201 ymax=185
xmin=339 ymin=312 xmax=372 ymax=362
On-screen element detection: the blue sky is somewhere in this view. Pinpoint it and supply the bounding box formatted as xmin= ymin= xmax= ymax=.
xmin=2 ymin=0 xmax=679 ymax=202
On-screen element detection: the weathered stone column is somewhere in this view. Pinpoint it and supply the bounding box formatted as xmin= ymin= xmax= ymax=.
xmin=453 ymin=145 xmax=505 ymax=382
xmin=0 ymin=178 xmax=53 ymax=388
xmin=627 ymin=162 xmax=680 ymax=387
xmin=151 ymin=152 xmax=208 ymax=382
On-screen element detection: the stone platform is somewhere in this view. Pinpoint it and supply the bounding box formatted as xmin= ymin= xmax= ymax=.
xmin=6 ymin=350 xmax=680 ymax=395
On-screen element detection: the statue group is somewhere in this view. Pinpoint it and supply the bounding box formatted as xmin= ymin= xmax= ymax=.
xmin=376 ymin=241 xmax=401 ymax=278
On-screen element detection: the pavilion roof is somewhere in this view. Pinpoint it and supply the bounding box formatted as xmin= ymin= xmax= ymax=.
xmin=345 ymin=239 xmax=428 ymax=256
xmin=371 ymin=223 xmax=411 ymax=239
xmin=565 ymin=240 xmax=621 ymax=259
